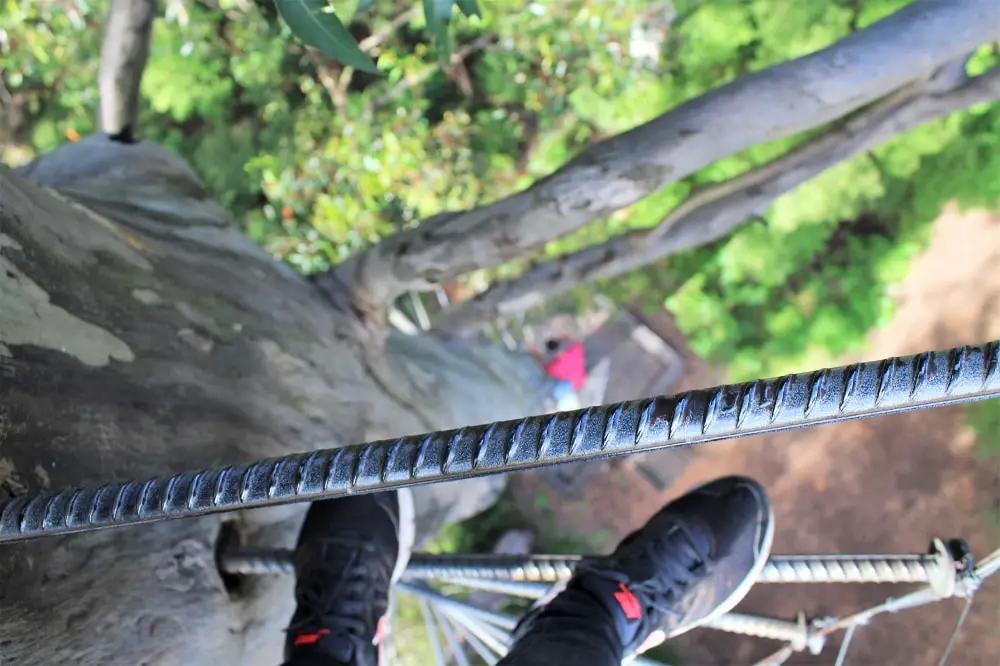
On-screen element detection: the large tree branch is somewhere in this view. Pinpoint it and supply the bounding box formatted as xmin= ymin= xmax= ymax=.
xmin=98 ymin=0 xmax=157 ymax=142
xmin=326 ymin=0 xmax=1000 ymax=321
xmin=435 ymin=65 xmax=1000 ymax=328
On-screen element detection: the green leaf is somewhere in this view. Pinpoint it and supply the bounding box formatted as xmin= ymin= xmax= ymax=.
xmin=355 ymin=0 xmax=376 ymax=14
xmin=274 ymin=0 xmax=378 ymax=73
xmin=422 ymin=0 xmax=454 ymax=63
xmin=456 ymin=0 xmax=481 ymax=18
xmin=331 ymin=0 xmax=359 ymax=19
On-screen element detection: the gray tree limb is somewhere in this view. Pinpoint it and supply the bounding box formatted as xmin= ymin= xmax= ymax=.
xmin=328 ymin=0 xmax=1000 ymax=321
xmin=98 ymin=0 xmax=157 ymax=141
xmin=434 ymin=66 xmax=1000 ymax=328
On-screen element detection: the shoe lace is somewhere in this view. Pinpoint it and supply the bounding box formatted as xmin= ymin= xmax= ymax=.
xmin=585 ymin=522 xmax=711 ymax=618
xmin=288 ymin=534 xmax=392 ymax=648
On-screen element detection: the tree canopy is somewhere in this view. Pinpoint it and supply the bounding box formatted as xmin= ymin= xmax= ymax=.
xmin=4 ymin=0 xmax=1000 ymax=380
xmin=4 ymin=3 xmax=1000 ymax=664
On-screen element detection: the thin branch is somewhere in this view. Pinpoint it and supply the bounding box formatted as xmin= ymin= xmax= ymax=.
xmin=434 ymin=65 xmax=1000 ymax=329
xmin=371 ymin=33 xmax=496 ymax=110
xmin=328 ymin=7 xmax=423 ymax=105
xmin=0 ymin=71 xmax=22 ymax=137
xmin=305 ymin=49 xmax=348 ymax=107
xmin=98 ymin=0 xmax=157 ymax=142
xmin=359 ymin=6 xmax=421 ymax=52
xmin=325 ymin=0 xmax=1000 ymax=322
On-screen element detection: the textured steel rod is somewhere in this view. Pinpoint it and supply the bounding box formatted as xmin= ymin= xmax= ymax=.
xmin=760 ymin=554 xmax=937 ymax=584
xmin=407 ymin=554 xmax=583 ymax=582
xmin=417 ymin=598 xmax=449 ymax=666
xmin=220 ymin=549 xmax=942 ymax=585
xmin=436 ymin=577 xmax=555 ymax=599
xmin=219 ymin=548 xmax=296 ymax=575
xmin=424 ymin=594 xmax=673 ymax=666
xmin=440 ymin=610 xmax=503 ymax=664
xmin=703 ymin=612 xmax=824 ymax=654
xmin=973 ymin=547 xmax=1000 ymax=581
xmin=436 ymin=606 xmax=508 ymax=660
xmin=754 ymin=586 xmax=949 ymax=666
xmin=397 ymin=581 xmax=519 ymax=631
xmin=4 ymin=342 xmax=1000 ymax=543
xmin=432 ymin=605 xmax=472 ymax=666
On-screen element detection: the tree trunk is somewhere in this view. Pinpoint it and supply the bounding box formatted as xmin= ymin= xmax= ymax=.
xmin=0 ymin=135 xmax=548 ymax=665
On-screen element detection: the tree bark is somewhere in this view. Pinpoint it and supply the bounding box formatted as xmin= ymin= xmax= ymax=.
xmin=99 ymin=0 xmax=157 ymax=141
xmin=328 ymin=0 xmax=1000 ymax=320
xmin=434 ymin=64 xmax=1000 ymax=328
xmin=0 ymin=136 xmax=548 ymax=665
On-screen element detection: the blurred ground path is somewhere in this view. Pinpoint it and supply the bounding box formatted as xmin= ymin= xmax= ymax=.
xmin=510 ymin=204 xmax=1000 ymax=665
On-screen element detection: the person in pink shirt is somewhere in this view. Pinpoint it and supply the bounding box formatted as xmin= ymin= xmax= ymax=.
xmin=539 ymin=338 xmax=587 ymax=410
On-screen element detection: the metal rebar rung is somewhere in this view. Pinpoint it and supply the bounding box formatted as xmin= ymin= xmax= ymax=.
xmin=217 ymin=551 xmax=582 ymax=580
xmin=705 ymin=612 xmax=825 ymax=654
xmin=4 ymin=342 xmax=999 ymax=543
xmin=437 ymin=577 xmax=555 ymax=599
xmin=219 ymin=548 xmax=294 ymax=576
xmin=219 ymin=550 xmax=941 ymax=585
xmin=406 ymin=554 xmax=582 ymax=582
xmin=762 ymin=555 xmax=936 ymax=584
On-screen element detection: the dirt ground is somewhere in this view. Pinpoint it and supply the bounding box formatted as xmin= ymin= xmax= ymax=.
xmin=510 ymin=205 xmax=1000 ymax=665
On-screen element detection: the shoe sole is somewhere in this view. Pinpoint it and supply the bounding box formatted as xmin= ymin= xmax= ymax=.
xmin=380 ymin=489 xmax=417 ymax=665
xmin=392 ymin=487 xmax=417 ymax=584
xmin=685 ymin=476 xmax=775 ymax=633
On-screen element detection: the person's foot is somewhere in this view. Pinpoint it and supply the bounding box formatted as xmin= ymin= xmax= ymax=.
xmin=284 ymin=489 xmax=415 ymax=666
xmin=525 ymin=476 xmax=773 ymax=658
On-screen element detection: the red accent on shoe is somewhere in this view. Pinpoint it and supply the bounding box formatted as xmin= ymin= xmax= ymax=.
xmin=293 ymin=628 xmax=331 ymax=647
xmin=377 ymin=616 xmax=387 ymax=666
xmin=613 ymin=583 xmax=643 ymax=621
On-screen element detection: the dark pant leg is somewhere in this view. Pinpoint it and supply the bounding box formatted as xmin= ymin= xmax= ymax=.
xmin=498 ymin=584 xmax=624 ymax=666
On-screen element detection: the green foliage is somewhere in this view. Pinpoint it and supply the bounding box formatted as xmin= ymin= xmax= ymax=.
xmin=4 ymin=0 xmax=1000 ymax=381
xmin=456 ymin=0 xmax=481 ymax=18
xmin=966 ymin=399 xmax=1000 ymax=458
xmin=142 ymin=14 xmax=236 ymax=120
xmin=0 ymin=0 xmax=103 ymax=160
xmin=272 ymin=0 xmax=484 ymax=70
xmin=276 ymin=0 xmax=379 ymax=72
xmin=432 ymin=487 xmax=602 ymax=555
xmin=421 ymin=0 xmax=455 ymax=62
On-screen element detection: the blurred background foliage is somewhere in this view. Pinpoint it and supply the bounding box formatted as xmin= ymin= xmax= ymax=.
xmin=3 ymin=0 xmax=1000 ymax=381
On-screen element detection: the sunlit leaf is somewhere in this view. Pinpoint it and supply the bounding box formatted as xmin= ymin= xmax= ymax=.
xmin=331 ymin=0 xmax=359 ymax=19
xmin=274 ymin=0 xmax=378 ymax=73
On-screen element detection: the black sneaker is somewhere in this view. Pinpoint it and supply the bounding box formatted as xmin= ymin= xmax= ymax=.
xmin=284 ymin=489 xmax=415 ymax=666
xmin=526 ymin=476 xmax=773 ymax=658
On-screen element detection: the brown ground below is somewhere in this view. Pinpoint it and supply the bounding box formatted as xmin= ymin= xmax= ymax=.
xmin=510 ymin=205 xmax=1000 ymax=665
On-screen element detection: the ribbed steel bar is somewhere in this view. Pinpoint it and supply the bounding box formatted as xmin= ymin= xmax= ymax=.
xmin=436 ymin=577 xmax=555 ymax=599
xmin=219 ymin=548 xmax=297 ymax=575
xmin=405 ymin=585 xmax=675 ymax=666
xmin=397 ymin=581 xmax=519 ymax=631
xmin=703 ymin=612 xmax=824 ymax=654
xmin=219 ymin=549 xmax=941 ymax=585
xmin=753 ymin=547 xmax=1000 ymax=666
xmin=431 ymin=605 xmax=472 ymax=666
xmin=4 ymin=342 xmax=999 ymax=543
xmin=760 ymin=554 xmax=936 ymax=584
xmin=417 ymin=598 xmax=449 ymax=666
xmin=406 ymin=554 xmax=582 ymax=582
